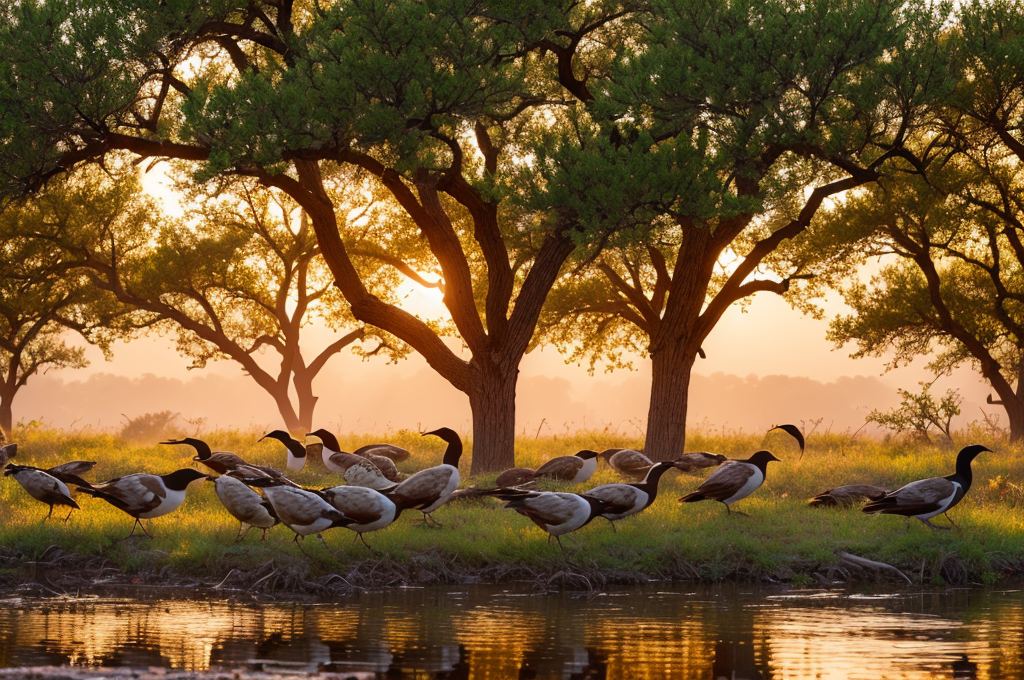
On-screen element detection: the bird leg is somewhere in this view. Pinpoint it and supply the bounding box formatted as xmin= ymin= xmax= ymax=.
xmin=260 ymin=528 xmax=270 ymax=541
xmin=425 ymin=512 xmax=443 ymax=528
xmin=943 ymin=512 xmax=959 ymax=529
xmin=235 ymin=523 xmax=252 ymax=543
xmin=128 ymin=518 xmax=153 ymax=539
xmin=316 ymin=533 xmax=332 ymax=552
xmin=604 ymin=517 xmax=617 ymax=533
xmin=63 ymin=508 xmax=73 ymax=523
xmin=357 ymin=533 xmax=378 ymax=553
xmin=292 ymin=533 xmax=310 ymax=556
xmin=918 ymin=517 xmax=951 ymax=531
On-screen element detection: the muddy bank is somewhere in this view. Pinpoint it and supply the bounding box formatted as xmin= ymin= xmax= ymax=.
xmin=0 ymin=669 xmax=374 ymax=680
xmin=2 ymin=543 xmax=1022 ymax=599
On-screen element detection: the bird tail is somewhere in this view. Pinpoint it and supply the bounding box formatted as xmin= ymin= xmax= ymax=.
xmin=861 ymin=497 xmax=896 ymax=514
xmin=807 ymin=492 xmax=837 ymax=508
xmin=678 ymin=492 xmax=706 ymax=504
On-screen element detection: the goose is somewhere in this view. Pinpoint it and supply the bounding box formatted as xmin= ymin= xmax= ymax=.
xmin=495 ymin=467 xmax=538 ymax=487
xmin=809 ymin=484 xmax=889 ymax=508
xmin=309 ymin=429 xmax=402 ymax=482
xmin=259 ymin=430 xmax=308 ymax=472
xmin=606 ymin=449 xmax=653 ymax=479
xmin=213 ymin=475 xmax=279 ymax=541
xmin=0 ymin=442 xmax=17 ymax=469
xmin=2 ymin=460 xmax=96 ymax=491
xmin=3 ymin=464 xmax=80 ymax=521
xmin=246 ymin=480 xmax=352 ymax=553
xmin=678 ymin=450 xmax=780 ymax=515
xmin=486 ymin=488 xmax=611 ymax=552
xmin=673 ymin=452 xmax=728 ymax=473
xmin=80 ymin=468 xmax=211 ymax=537
xmin=862 ymin=444 xmax=990 ymax=530
xmin=769 ymin=424 xmax=805 ymax=457
xmin=306 ymin=433 xmax=398 ymax=491
xmin=533 ymin=450 xmax=601 ymax=483
xmin=586 ymin=461 xmax=676 ymax=530
xmin=162 ymin=438 xmax=298 ymax=487
xmin=320 ymin=485 xmax=402 ymax=548
xmin=353 ymin=442 xmax=411 ymax=463
xmin=386 ymin=427 xmax=463 ymax=527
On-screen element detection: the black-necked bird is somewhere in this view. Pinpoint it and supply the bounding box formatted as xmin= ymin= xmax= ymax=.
xmin=862 ymin=444 xmax=990 ymax=530
xmin=214 ymin=475 xmax=279 ymax=541
xmin=3 ymin=464 xmax=81 ymax=521
xmin=163 ymin=438 xmax=298 ymax=487
xmin=249 ymin=481 xmax=352 ymax=553
xmin=80 ymin=468 xmax=211 ymax=537
xmin=260 ymin=430 xmax=308 ymax=472
xmin=386 ymin=427 xmax=463 ymax=527
xmin=533 ymin=449 xmax=601 ymax=483
xmin=306 ymin=433 xmax=398 ymax=491
xmin=809 ymin=484 xmax=888 ymax=508
xmin=586 ymin=461 xmax=676 ymax=530
xmin=678 ymin=450 xmax=780 ymax=515
xmin=309 ymin=429 xmax=401 ymax=482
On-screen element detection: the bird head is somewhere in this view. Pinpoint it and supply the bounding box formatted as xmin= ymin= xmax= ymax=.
xmin=162 ymin=468 xmax=214 ymax=492
xmin=160 ymin=437 xmax=213 ymax=461
xmin=574 ymin=449 xmax=601 ymax=460
xmin=307 ymin=428 xmax=341 ymax=452
xmin=259 ymin=430 xmax=291 ymax=444
xmin=748 ymin=450 xmax=781 ymax=468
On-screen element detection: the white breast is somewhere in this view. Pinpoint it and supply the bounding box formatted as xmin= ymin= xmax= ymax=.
xmin=139 ymin=488 xmax=187 ymax=519
xmin=917 ymin=482 xmax=961 ymax=520
xmin=572 ymin=457 xmax=598 ymax=484
xmin=724 ymin=467 xmax=764 ymax=507
xmin=322 ymin=447 xmax=343 ymax=474
xmin=286 ymin=451 xmax=305 ymax=472
xmin=421 ymin=465 xmax=460 ymax=513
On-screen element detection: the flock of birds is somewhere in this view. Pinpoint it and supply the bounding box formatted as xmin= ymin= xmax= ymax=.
xmin=0 ymin=424 xmax=995 ymax=554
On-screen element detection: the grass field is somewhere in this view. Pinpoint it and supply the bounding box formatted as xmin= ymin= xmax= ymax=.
xmin=2 ymin=425 xmax=1024 ymax=589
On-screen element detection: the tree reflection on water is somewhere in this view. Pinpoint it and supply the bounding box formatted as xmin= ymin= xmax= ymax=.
xmin=0 ymin=585 xmax=1021 ymax=679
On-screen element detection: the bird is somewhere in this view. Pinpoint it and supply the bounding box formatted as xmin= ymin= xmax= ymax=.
xmin=808 ymin=484 xmax=889 ymax=508
xmin=672 ymin=452 xmax=728 ymax=473
xmin=320 ymin=484 xmax=402 ymax=549
xmin=0 ymin=442 xmax=17 ymax=469
xmin=0 ymin=460 xmax=97 ymax=490
xmin=486 ymin=488 xmax=611 ymax=553
xmin=80 ymin=466 xmax=210 ymax=536
xmin=533 ymin=449 xmax=601 ymax=483
xmin=161 ymin=438 xmax=298 ymax=487
xmin=678 ymin=450 xmax=781 ymax=515
xmin=259 ymin=430 xmax=308 ymax=472
xmin=3 ymin=464 xmax=81 ymax=521
xmin=586 ymin=461 xmax=677 ymax=530
xmin=245 ymin=480 xmax=352 ymax=553
xmin=495 ymin=467 xmax=538 ymax=487
xmin=306 ymin=433 xmax=398 ymax=491
xmin=213 ymin=475 xmax=279 ymax=541
xmin=79 ymin=468 xmax=211 ymax=537
xmin=353 ymin=442 xmax=411 ymax=463
xmin=309 ymin=429 xmax=402 ymax=482
xmin=862 ymin=444 xmax=991 ymax=530
xmin=605 ymin=449 xmax=653 ymax=479
xmin=386 ymin=427 xmax=463 ymax=527
xmin=769 ymin=424 xmax=805 ymax=456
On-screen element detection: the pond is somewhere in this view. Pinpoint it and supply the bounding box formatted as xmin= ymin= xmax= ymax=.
xmin=0 ymin=584 xmax=1021 ymax=679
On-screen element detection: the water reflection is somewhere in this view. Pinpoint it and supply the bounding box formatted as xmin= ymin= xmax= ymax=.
xmin=0 ymin=585 xmax=1021 ymax=679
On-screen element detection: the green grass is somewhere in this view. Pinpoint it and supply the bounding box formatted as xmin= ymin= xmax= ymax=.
xmin=2 ymin=425 xmax=1024 ymax=586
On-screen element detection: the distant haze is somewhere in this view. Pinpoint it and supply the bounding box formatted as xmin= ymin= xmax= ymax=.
xmin=18 ymin=293 xmax=998 ymax=438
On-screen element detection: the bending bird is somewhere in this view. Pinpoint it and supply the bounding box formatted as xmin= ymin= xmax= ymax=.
xmin=260 ymin=430 xmax=308 ymax=472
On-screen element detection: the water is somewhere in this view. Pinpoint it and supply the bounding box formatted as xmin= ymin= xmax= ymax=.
xmin=0 ymin=585 xmax=1021 ymax=679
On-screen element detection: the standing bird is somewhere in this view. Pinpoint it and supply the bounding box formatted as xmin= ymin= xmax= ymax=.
xmin=487 ymin=488 xmax=611 ymax=553
xmin=808 ymin=484 xmax=888 ymax=508
xmin=387 ymin=427 xmax=463 ymax=527
xmin=213 ymin=475 xmax=279 ymax=541
xmin=307 ymin=433 xmax=399 ymax=491
xmin=260 ymin=430 xmax=308 ymax=472
xmin=586 ymin=461 xmax=677 ymax=530
xmin=79 ymin=469 xmax=211 ymax=537
xmin=248 ymin=481 xmax=352 ymax=553
xmin=862 ymin=444 xmax=991 ymax=530
xmin=353 ymin=442 xmax=411 ymax=463
xmin=162 ymin=438 xmax=298 ymax=486
xmin=310 ymin=429 xmax=402 ymax=482
xmin=678 ymin=450 xmax=781 ymax=515
xmin=533 ymin=450 xmax=601 ymax=483
xmin=3 ymin=464 xmax=81 ymax=521
xmin=769 ymin=424 xmax=805 ymax=457
xmin=320 ymin=485 xmax=402 ymax=548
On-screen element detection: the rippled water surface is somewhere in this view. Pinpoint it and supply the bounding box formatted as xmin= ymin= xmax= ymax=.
xmin=0 ymin=585 xmax=1022 ymax=678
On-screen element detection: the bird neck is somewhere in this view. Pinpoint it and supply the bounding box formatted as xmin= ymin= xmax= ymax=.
xmin=634 ymin=464 xmax=671 ymax=501
xmin=188 ymin=439 xmax=212 ymax=460
xmin=282 ymin=437 xmax=306 ymax=459
xmin=317 ymin=431 xmax=342 ymax=453
xmin=952 ymin=454 xmax=975 ymax=490
xmin=442 ymin=437 xmax=463 ymax=468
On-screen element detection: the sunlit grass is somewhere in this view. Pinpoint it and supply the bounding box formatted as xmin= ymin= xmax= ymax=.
xmin=1 ymin=425 xmax=1023 ymax=583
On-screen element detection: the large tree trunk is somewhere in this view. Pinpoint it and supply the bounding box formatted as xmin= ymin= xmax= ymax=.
xmin=266 ymin=385 xmax=302 ymax=434
xmin=644 ymin=341 xmax=699 ymax=461
xmin=467 ymin=365 xmax=518 ymax=474
xmin=293 ymin=374 xmax=318 ymax=434
xmin=0 ymin=393 xmax=12 ymax=440
xmin=1004 ymin=398 xmax=1024 ymax=443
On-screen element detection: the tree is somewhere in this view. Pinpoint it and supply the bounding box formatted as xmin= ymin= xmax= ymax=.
xmin=536 ymin=0 xmax=940 ymax=459
xmin=0 ymin=191 xmax=134 ymax=437
xmin=0 ymin=0 xmax=637 ymax=472
xmin=866 ymin=382 xmax=962 ymax=444
xmin=827 ymin=1 xmax=1024 ymax=441
xmin=23 ymin=168 xmax=401 ymax=433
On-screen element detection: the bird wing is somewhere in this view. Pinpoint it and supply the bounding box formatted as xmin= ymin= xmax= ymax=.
xmin=215 ymin=477 xmax=271 ymax=524
xmin=586 ymin=484 xmax=639 ymax=514
xmin=389 ymin=468 xmax=453 ymax=509
xmin=610 ymin=450 xmax=653 ymax=476
xmin=688 ymin=462 xmax=755 ymax=501
xmin=354 ymin=444 xmax=411 ymax=462
xmin=268 ymin=487 xmax=340 ymax=525
xmin=322 ymin=487 xmax=386 ymax=524
xmin=495 ymin=467 xmax=537 ymax=487
xmin=15 ymin=469 xmax=78 ymax=508
xmin=864 ymin=477 xmax=954 ymax=515
xmin=533 ymin=456 xmax=583 ymax=480
xmin=809 ymin=484 xmax=888 ymax=507
xmin=48 ymin=461 xmax=96 ymax=478
xmin=92 ymin=475 xmax=164 ymax=514
xmin=673 ymin=452 xmax=727 ymax=472
xmin=365 ymin=454 xmax=401 ymax=481
xmin=338 ymin=456 xmax=396 ymax=491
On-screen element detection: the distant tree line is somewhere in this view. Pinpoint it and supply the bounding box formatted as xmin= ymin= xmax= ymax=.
xmin=0 ymin=0 xmax=1022 ymax=469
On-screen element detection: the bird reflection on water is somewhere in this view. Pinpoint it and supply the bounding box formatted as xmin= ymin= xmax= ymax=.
xmin=0 ymin=585 xmax=1021 ymax=679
